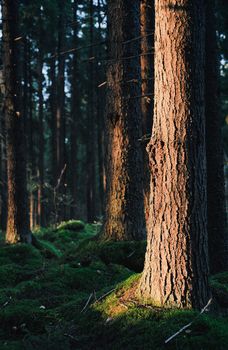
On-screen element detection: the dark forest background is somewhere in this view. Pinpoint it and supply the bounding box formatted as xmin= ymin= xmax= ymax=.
xmin=0 ymin=0 xmax=228 ymax=229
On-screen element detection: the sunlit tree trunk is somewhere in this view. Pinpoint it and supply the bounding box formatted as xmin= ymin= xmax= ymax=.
xmin=103 ymin=0 xmax=146 ymax=240
xmin=139 ymin=0 xmax=209 ymax=309
xmin=3 ymin=0 xmax=31 ymax=243
xmin=205 ymin=0 xmax=228 ymax=273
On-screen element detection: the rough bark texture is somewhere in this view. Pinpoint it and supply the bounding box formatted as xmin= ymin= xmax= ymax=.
xmin=139 ymin=0 xmax=210 ymax=309
xmin=140 ymin=0 xmax=154 ymax=226
xmin=3 ymin=0 xmax=31 ymax=243
xmin=205 ymin=0 xmax=228 ymax=273
xmin=103 ymin=0 xmax=146 ymax=241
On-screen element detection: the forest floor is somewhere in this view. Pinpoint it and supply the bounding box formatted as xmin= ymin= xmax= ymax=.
xmin=0 ymin=221 xmax=227 ymax=350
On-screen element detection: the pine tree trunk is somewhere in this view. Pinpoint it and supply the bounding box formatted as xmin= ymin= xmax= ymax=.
xmin=3 ymin=0 xmax=31 ymax=243
xmin=37 ymin=15 xmax=45 ymax=227
xmin=70 ymin=0 xmax=79 ymax=219
xmin=28 ymin=39 xmax=35 ymax=230
xmin=103 ymin=0 xmax=146 ymax=241
xmin=86 ymin=0 xmax=96 ymax=223
xmin=140 ymin=0 xmax=154 ymax=227
xmin=49 ymin=55 xmax=57 ymax=188
xmin=0 ymin=110 xmax=7 ymax=231
xmin=205 ymin=0 xmax=228 ymax=273
xmin=56 ymin=0 xmax=66 ymax=221
xmin=139 ymin=0 xmax=209 ymax=309
xmin=96 ymin=0 xmax=105 ymax=216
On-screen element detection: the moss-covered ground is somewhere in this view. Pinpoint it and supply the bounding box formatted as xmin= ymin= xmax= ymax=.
xmin=0 ymin=222 xmax=227 ymax=349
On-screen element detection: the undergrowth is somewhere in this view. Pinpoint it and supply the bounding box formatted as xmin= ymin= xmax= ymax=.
xmin=0 ymin=223 xmax=227 ymax=349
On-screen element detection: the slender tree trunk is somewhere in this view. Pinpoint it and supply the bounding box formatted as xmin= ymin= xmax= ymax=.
xmin=37 ymin=14 xmax=45 ymax=227
xmin=140 ymin=0 xmax=154 ymax=227
xmin=3 ymin=0 xmax=31 ymax=243
xmin=86 ymin=0 xmax=96 ymax=223
xmin=70 ymin=0 xmax=79 ymax=219
xmin=96 ymin=0 xmax=105 ymax=216
xmin=28 ymin=39 xmax=35 ymax=230
xmin=139 ymin=0 xmax=210 ymax=309
xmin=103 ymin=0 xmax=146 ymax=241
xmin=205 ymin=0 xmax=228 ymax=274
xmin=49 ymin=55 xmax=57 ymax=187
xmin=56 ymin=0 xmax=66 ymax=221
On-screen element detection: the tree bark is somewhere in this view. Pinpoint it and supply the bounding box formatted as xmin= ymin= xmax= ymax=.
xmin=70 ymin=0 xmax=79 ymax=219
xmin=37 ymin=12 xmax=45 ymax=227
xmin=205 ymin=0 xmax=228 ymax=274
xmin=56 ymin=0 xmax=66 ymax=221
xmin=0 ymin=109 xmax=7 ymax=231
xmin=139 ymin=0 xmax=210 ymax=309
xmin=140 ymin=0 xmax=154 ymax=227
xmin=86 ymin=0 xmax=96 ymax=223
xmin=3 ymin=0 xmax=31 ymax=243
xmin=103 ymin=0 xmax=146 ymax=241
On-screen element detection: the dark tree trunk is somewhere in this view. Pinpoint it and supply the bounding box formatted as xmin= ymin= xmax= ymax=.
xmin=140 ymin=0 xmax=154 ymax=227
xmin=86 ymin=0 xmax=96 ymax=223
xmin=70 ymin=0 xmax=79 ymax=219
xmin=96 ymin=0 xmax=105 ymax=216
xmin=27 ymin=39 xmax=35 ymax=230
xmin=49 ymin=55 xmax=57 ymax=188
xmin=56 ymin=0 xmax=66 ymax=221
xmin=0 ymin=110 xmax=7 ymax=231
xmin=103 ymin=0 xmax=146 ymax=241
xmin=205 ymin=0 xmax=228 ymax=274
xmin=3 ymin=0 xmax=31 ymax=243
xmin=37 ymin=13 xmax=45 ymax=227
xmin=139 ymin=0 xmax=210 ymax=309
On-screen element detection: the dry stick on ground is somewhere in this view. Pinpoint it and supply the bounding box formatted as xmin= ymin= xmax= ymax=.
xmin=95 ymin=288 xmax=116 ymax=303
xmin=164 ymin=298 xmax=213 ymax=344
xmin=81 ymin=293 xmax=93 ymax=313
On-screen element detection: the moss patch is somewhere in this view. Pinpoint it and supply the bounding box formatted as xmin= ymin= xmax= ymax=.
xmin=0 ymin=222 xmax=228 ymax=350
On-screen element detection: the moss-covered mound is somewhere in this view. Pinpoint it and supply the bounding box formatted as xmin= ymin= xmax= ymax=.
xmin=0 ymin=222 xmax=227 ymax=350
xmin=57 ymin=220 xmax=85 ymax=231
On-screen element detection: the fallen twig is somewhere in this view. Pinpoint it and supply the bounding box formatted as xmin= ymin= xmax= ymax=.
xmin=164 ymin=298 xmax=212 ymax=344
xmin=95 ymin=288 xmax=116 ymax=303
xmin=81 ymin=293 xmax=93 ymax=313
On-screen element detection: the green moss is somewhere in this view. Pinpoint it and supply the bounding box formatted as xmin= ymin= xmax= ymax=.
xmin=0 ymin=243 xmax=43 ymax=267
xmin=210 ymin=272 xmax=228 ymax=307
xmin=0 ymin=299 xmax=48 ymax=336
xmin=0 ymin=226 xmax=227 ymax=350
xmin=34 ymin=239 xmax=62 ymax=258
xmin=57 ymin=220 xmax=85 ymax=231
xmin=67 ymin=240 xmax=146 ymax=272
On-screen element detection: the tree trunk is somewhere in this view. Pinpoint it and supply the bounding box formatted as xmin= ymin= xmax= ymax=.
xmin=96 ymin=0 xmax=105 ymax=216
xmin=49 ymin=55 xmax=57 ymax=188
xmin=86 ymin=0 xmax=96 ymax=223
xmin=37 ymin=13 xmax=45 ymax=227
xmin=140 ymin=0 xmax=154 ymax=227
xmin=139 ymin=0 xmax=210 ymax=309
xmin=3 ymin=0 xmax=31 ymax=243
xmin=205 ymin=0 xmax=228 ymax=274
xmin=70 ymin=0 xmax=79 ymax=219
xmin=56 ymin=0 xmax=66 ymax=221
xmin=0 ymin=110 xmax=7 ymax=231
xmin=103 ymin=0 xmax=146 ymax=241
